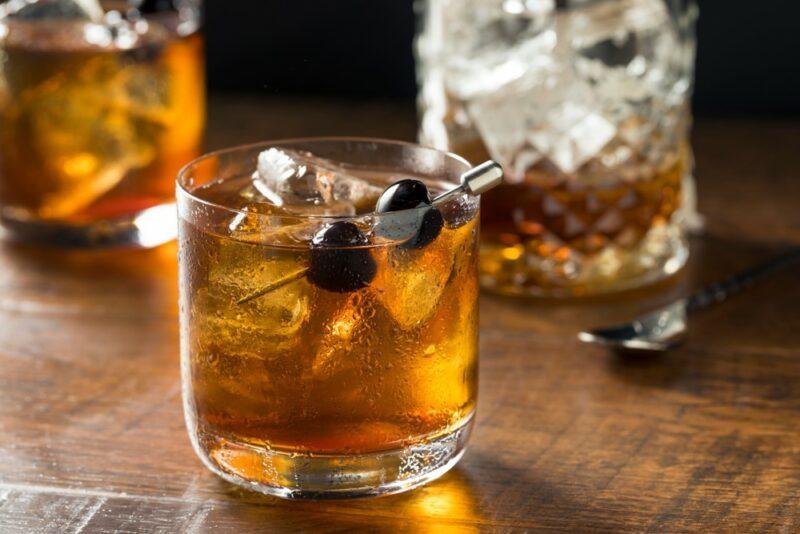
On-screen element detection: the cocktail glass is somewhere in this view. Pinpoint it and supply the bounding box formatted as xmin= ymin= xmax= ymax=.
xmin=0 ymin=0 xmax=205 ymax=247
xmin=178 ymin=138 xmax=480 ymax=498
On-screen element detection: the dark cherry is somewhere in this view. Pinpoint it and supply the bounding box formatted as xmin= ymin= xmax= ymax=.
xmin=307 ymin=222 xmax=377 ymax=293
xmin=376 ymin=179 xmax=431 ymax=212
xmin=375 ymin=179 xmax=443 ymax=249
xmin=402 ymin=208 xmax=444 ymax=249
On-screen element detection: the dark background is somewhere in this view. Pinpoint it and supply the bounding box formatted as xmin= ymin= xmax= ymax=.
xmin=205 ymin=0 xmax=800 ymax=117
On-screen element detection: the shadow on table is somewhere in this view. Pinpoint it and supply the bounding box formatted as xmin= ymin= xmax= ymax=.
xmin=202 ymin=453 xmax=640 ymax=531
xmin=201 ymin=466 xmax=488 ymax=530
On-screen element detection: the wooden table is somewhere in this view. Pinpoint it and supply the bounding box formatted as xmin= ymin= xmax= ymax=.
xmin=1 ymin=96 xmax=799 ymax=532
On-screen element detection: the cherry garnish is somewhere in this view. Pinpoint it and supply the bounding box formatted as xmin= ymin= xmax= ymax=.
xmin=307 ymin=221 xmax=377 ymax=293
xmin=375 ymin=179 xmax=443 ymax=249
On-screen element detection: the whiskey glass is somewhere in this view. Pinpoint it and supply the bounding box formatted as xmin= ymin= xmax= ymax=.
xmin=178 ymin=138 xmax=479 ymax=498
xmin=0 ymin=0 xmax=205 ymax=247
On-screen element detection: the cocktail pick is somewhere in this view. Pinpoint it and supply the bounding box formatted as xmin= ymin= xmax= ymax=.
xmin=432 ymin=160 xmax=504 ymax=202
xmin=236 ymin=160 xmax=504 ymax=305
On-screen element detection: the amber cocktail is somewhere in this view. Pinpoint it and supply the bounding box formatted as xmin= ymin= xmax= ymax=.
xmin=0 ymin=0 xmax=204 ymax=246
xmin=178 ymin=139 xmax=480 ymax=498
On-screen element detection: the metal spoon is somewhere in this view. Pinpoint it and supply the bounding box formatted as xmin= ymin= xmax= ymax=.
xmin=578 ymin=247 xmax=800 ymax=352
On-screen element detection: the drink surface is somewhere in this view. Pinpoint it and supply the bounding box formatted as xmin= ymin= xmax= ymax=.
xmin=456 ymin=138 xmax=685 ymax=295
xmin=180 ymin=174 xmax=479 ymax=459
xmin=0 ymin=16 xmax=204 ymax=223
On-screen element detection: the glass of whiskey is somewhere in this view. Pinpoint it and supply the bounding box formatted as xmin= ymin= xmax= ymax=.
xmin=178 ymin=139 xmax=481 ymax=498
xmin=0 ymin=0 xmax=205 ymax=247
xmin=417 ymin=0 xmax=699 ymax=296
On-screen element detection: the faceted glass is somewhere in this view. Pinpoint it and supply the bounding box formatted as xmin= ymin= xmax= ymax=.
xmin=417 ymin=0 xmax=698 ymax=296
xmin=0 ymin=0 xmax=205 ymax=247
xmin=178 ymin=139 xmax=479 ymax=498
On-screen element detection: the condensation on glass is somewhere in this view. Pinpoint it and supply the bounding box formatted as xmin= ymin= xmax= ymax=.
xmin=178 ymin=139 xmax=479 ymax=498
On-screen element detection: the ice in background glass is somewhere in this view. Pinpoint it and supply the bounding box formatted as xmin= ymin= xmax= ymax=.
xmin=417 ymin=0 xmax=698 ymax=296
xmin=178 ymin=139 xmax=479 ymax=498
xmin=0 ymin=0 xmax=205 ymax=247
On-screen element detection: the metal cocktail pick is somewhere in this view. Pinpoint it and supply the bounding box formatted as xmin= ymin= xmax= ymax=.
xmin=236 ymin=160 xmax=503 ymax=305
xmin=433 ymin=160 xmax=504 ymax=201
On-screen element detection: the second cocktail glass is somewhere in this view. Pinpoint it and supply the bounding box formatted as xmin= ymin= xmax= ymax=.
xmin=0 ymin=0 xmax=205 ymax=247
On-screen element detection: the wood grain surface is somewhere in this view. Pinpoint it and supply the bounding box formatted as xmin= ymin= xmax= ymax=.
xmin=0 ymin=96 xmax=799 ymax=532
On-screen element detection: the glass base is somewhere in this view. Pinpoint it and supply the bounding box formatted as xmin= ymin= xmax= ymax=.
xmin=189 ymin=416 xmax=474 ymax=499
xmin=480 ymin=224 xmax=688 ymax=298
xmin=0 ymin=203 xmax=177 ymax=249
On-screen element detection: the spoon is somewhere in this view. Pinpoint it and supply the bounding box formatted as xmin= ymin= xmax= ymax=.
xmin=578 ymin=247 xmax=800 ymax=352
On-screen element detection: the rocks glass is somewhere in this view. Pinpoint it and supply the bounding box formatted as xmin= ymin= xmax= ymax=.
xmin=178 ymin=139 xmax=479 ymax=498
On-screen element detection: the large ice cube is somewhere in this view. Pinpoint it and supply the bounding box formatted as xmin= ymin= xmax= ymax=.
xmin=195 ymin=228 xmax=312 ymax=359
xmin=225 ymin=204 xmax=321 ymax=248
xmin=418 ymin=0 xmax=556 ymax=99
xmin=470 ymin=70 xmax=616 ymax=176
xmin=309 ymin=292 xmax=376 ymax=380
xmin=252 ymin=148 xmax=382 ymax=216
xmin=569 ymin=0 xmax=678 ymax=103
xmin=372 ymin=223 xmax=473 ymax=330
xmin=6 ymin=47 xmax=168 ymax=218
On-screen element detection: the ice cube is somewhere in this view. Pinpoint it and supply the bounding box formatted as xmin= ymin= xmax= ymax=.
xmin=252 ymin=148 xmax=382 ymax=216
xmin=309 ymin=293 xmax=369 ymax=380
xmin=83 ymin=10 xmax=147 ymax=49
xmin=196 ymin=232 xmax=312 ymax=358
xmin=372 ymin=223 xmax=472 ymax=330
xmin=193 ymin=276 xmax=310 ymax=360
xmin=254 ymin=148 xmax=304 ymax=205
xmin=527 ymin=100 xmax=616 ymax=174
xmin=570 ymin=0 xmax=677 ymax=93
xmin=225 ymin=204 xmax=320 ymax=247
xmin=7 ymin=52 xmax=167 ymax=218
xmin=5 ymin=1 xmax=148 ymax=50
xmin=470 ymin=69 xmax=616 ymax=176
xmin=418 ymin=0 xmax=556 ymax=99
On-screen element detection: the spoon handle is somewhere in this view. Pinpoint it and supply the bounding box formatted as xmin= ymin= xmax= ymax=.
xmin=686 ymin=248 xmax=800 ymax=313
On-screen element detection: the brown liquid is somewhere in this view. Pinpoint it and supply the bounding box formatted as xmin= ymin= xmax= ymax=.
xmin=455 ymin=138 xmax=684 ymax=295
xmin=180 ymin=176 xmax=478 ymax=456
xmin=0 ymin=21 xmax=205 ymax=222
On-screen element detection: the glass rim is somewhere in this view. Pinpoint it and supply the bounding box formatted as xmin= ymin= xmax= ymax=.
xmin=0 ymin=3 xmax=201 ymax=46
xmin=176 ymin=136 xmax=474 ymax=223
